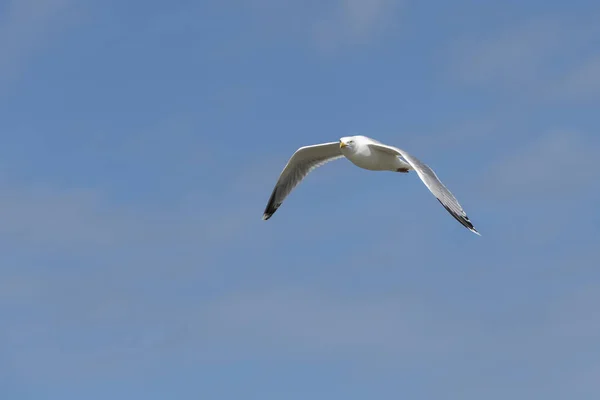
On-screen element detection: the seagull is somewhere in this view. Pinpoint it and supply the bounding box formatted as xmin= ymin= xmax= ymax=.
xmin=262 ymin=135 xmax=480 ymax=235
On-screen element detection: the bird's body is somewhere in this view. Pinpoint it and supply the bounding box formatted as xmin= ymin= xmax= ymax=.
xmin=262 ymin=135 xmax=480 ymax=235
xmin=340 ymin=136 xmax=411 ymax=172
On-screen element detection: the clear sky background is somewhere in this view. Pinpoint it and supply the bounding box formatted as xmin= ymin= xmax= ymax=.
xmin=1 ymin=0 xmax=600 ymax=399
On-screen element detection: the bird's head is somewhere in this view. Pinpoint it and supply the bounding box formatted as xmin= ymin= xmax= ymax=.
xmin=339 ymin=136 xmax=357 ymax=151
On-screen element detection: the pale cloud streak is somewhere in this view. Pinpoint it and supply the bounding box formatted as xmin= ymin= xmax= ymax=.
xmin=9 ymin=275 xmax=600 ymax=391
xmin=482 ymin=130 xmax=600 ymax=200
xmin=0 ymin=160 xmax=264 ymax=258
xmin=448 ymin=17 xmax=567 ymax=88
xmin=559 ymin=55 xmax=600 ymax=101
xmin=0 ymin=0 xmax=78 ymax=89
xmin=312 ymin=0 xmax=405 ymax=50
xmin=447 ymin=15 xmax=600 ymax=102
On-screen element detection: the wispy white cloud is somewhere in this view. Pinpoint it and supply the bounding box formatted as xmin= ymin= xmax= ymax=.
xmin=558 ymin=55 xmax=600 ymax=100
xmin=0 ymin=0 xmax=78 ymax=88
xmin=203 ymin=288 xmax=455 ymax=356
xmin=401 ymin=118 xmax=497 ymax=153
xmin=312 ymin=0 xmax=404 ymax=50
xmin=213 ymin=0 xmax=404 ymax=52
xmin=482 ymin=130 xmax=600 ymax=200
xmin=0 ymin=165 xmax=263 ymax=256
xmin=0 ymin=162 xmax=270 ymax=380
xmin=0 ymin=285 xmax=474 ymax=383
xmin=4 ymin=241 xmax=600 ymax=394
xmin=16 ymin=273 xmax=599 ymax=378
xmin=0 ymin=185 xmax=135 ymax=249
xmin=446 ymin=15 xmax=600 ymax=102
xmin=448 ymin=17 xmax=567 ymax=88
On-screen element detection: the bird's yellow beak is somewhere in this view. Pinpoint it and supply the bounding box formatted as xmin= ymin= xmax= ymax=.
xmin=340 ymin=141 xmax=347 ymax=149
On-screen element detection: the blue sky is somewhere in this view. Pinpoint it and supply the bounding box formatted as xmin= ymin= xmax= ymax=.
xmin=1 ymin=0 xmax=600 ymax=398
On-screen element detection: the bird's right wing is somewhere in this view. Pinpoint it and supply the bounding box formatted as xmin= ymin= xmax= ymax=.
xmin=262 ymin=142 xmax=344 ymax=220
xmin=368 ymin=142 xmax=480 ymax=235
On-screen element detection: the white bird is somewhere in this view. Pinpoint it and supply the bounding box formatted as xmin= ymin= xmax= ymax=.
xmin=262 ymin=135 xmax=480 ymax=235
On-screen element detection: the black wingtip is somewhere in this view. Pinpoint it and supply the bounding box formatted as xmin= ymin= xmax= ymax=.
xmin=262 ymin=207 xmax=276 ymax=221
xmin=437 ymin=199 xmax=480 ymax=236
xmin=469 ymin=225 xmax=481 ymax=236
xmin=262 ymin=190 xmax=280 ymax=221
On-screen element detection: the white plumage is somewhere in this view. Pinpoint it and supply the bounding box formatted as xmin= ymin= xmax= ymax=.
xmin=263 ymin=135 xmax=480 ymax=235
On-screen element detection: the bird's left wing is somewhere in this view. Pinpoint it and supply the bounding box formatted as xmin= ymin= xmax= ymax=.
xmin=262 ymin=142 xmax=343 ymax=220
xmin=367 ymin=142 xmax=480 ymax=235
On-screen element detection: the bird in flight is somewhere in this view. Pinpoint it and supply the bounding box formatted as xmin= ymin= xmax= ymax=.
xmin=262 ymin=135 xmax=480 ymax=235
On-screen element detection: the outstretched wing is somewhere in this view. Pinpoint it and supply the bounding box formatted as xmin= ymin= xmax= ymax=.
xmin=368 ymin=142 xmax=480 ymax=235
xmin=262 ymin=142 xmax=344 ymax=220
